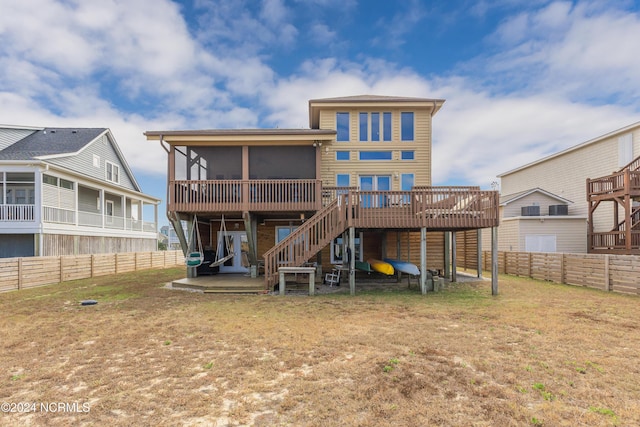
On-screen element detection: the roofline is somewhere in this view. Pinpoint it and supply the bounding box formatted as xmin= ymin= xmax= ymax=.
xmin=145 ymin=129 xmax=336 ymax=138
xmin=0 ymin=124 xmax=44 ymax=131
xmin=308 ymin=96 xmax=446 ymax=104
xmin=500 ymin=188 xmax=573 ymax=206
xmin=308 ymin=96 xmax=445 ymax=128
xmin=498 ymin=120 xmax=640 ymax=177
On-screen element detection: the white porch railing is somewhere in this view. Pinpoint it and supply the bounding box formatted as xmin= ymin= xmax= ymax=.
xmin=0 ymin=205 xmax=35 ymax=221
xmin=43 ymin=206 xmax=75 ymax=224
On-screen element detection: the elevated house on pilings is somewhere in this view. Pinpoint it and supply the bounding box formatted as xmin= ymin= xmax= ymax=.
xmin=587 ymin=156 xmax=640 ymax=254
xmin=146 ymin=95 xmax=500 ymax=294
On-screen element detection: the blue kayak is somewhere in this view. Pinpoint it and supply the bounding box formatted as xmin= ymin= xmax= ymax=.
xmin=383 ymin=258 xmax=420 ymax=276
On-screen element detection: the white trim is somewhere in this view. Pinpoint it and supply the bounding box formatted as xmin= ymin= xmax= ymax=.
xmin=500 ymin=188 xmax=573 ymax=206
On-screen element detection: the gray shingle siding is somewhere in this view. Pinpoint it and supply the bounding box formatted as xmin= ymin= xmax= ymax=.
xmin=46 ymin=134 xmax=137 ymax=191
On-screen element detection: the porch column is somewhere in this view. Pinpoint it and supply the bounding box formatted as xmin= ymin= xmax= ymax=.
xmin=443 ymin=231 xmax=450 ymax=279
xmin=121 ymin=195 xmax=126 ymax=230
xmin=491 ymin=226 xmax=498 ymax=295
xmin=242 ymin=146 xmax=249 ymax=212
xmin=451 ymin=231 xmax=457 ymax=283
xmin=420 ymin=227 xmax=427 ymax=294
xmin=349 ymin=226 xmax=355 ymax=295
xmin=100 ymin=189 xmax=105 ymax=228
xmin=477 ymin=229 xmax=483 ymax=279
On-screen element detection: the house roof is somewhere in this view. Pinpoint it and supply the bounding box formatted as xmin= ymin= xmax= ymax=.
xmin=145 ymin=128 xmax=336 ymax=144
xmin=500 ymin=188 xmax=573 ymax=206
xmin=0 ymin=127 xmax=107 ymax=160
xmin=498 ymin=120 xmax=640 ymax=177
xmin=308 ymin=94 xmax=445 ymax=128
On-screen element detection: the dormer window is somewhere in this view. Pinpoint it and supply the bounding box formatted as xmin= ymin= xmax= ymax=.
xmin=106 ymin=161 xmax=120 ymax=184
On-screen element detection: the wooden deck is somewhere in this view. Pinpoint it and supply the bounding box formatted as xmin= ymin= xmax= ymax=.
xmin=171 ymin=275 xmax=266 ymax=293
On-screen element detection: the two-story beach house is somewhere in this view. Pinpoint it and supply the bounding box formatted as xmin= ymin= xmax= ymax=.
xmin=146 ymin=95 xmax=500 ymax=293
xmin=0 ymin=125 xmax=159 ymax=258
xmin=496 ymin=121 xmax=640 ymax=254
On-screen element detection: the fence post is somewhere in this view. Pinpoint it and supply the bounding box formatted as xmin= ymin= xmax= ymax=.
xmin=604 ymin=254 xmax=610 ymax=291
xmin=528 ymin=253 xmax=532 ymax=278
xmin=18 ymin=258 xmax=23 ymax=290
xmin=560 ymin=253 xmax=565 ymax=284
xmin=59 ymin=256 xmax=64 ymax=283
xmin=91 ymin=254 xmax=95 ymax=278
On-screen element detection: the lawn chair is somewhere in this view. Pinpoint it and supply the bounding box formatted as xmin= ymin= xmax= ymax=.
xmin=325 ymin=268 xmax=341 ymax=287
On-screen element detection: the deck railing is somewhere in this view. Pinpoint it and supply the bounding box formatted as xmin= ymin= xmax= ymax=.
xmin=262 ymin=187 xmax=500 ymax=285
xmin=347 ymin=187 xmax=499 ymax=230
xmin=170 ymin=179 xmax=322 ymax=212
xmin=0 ymin=205 xmax=35 ymax=222
xmin=589 ymin=230 xmax=640 ymax=252
xmin=587 ymin=170 xmax=640 ymax=199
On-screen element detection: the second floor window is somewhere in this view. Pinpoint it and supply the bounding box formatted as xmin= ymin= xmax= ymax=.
xmin=336 ymin=112 xmax=349 ymax=142
xmin=336 ymin=151 xmax=350 ymax=161
xmin=106 ymin=162 xmax=120 ymax=184
xmin=359 ymin=112 xmax=392 ymax=142
xmin=401 ymin=112 xmax=414 ymax=141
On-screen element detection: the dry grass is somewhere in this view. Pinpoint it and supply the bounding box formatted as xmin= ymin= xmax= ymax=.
xmin=1 ymin=268 xmax=639 ymax=426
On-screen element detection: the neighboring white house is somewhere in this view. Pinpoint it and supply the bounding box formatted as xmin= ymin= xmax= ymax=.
xmin=0 ymin=125 xmax=160 ymax=258
xmin=491 ymin=120 xmax=640 ymax=253
xmin=493 ymin=188 xmax=587 ymax=253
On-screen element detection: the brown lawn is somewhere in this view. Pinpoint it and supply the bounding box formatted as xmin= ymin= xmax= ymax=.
xmin=1 ymin=268 xmax=638 ymax=426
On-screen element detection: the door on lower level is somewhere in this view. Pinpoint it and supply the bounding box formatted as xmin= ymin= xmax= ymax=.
xmin=217 ymin=231 xmax=249 ymax=273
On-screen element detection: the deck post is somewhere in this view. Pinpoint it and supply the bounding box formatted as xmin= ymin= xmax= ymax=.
xmin=444 ymin=231 xmax=450 ymax=279
xmin=349 ymin=226 xmax=355 ymax=295
xmin=451 ymin=231 xmax=457 ymax=283
xmin=420 ymin=227 xmax=427 ymax=294
xmin=491 ymin=226 xmax=498 ymax=295
xmin=477 ymin=229 xmax=482 ymax=279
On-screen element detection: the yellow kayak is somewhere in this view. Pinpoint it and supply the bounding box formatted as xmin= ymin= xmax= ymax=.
xmin=367 ymin=259 xmax=394 ymax=275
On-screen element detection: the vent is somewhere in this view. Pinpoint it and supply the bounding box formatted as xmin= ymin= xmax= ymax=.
xmin=549 ymin=205 xmax=568 ymax=216
xmin=521 ymin=206 xmax=540 ymax=216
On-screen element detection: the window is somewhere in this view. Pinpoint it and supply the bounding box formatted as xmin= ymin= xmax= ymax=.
xmin=336 ymin=173 xmax=350 ymax=186
xmin=60 ymin=179 xmax=74 ymax=190
xmin=401 ymin=112 xmax=414 ymax=141
xmin=106 ymin=200 xmax=114 ymax=224
xmin=4 ymin=172 xmax=35 ymax=205
xmin=401 ymin=151 xmax=415 ymax=160
xmin=336 ymin=112 xmax=349 ymax=142
xmin=330 ymin=233 xmax=363 ymax=264
xmin=359 ymin=112 xmax=368 ymax=141
xmin=358 ymin=112 xmax=391 ymax=142
xmin=93 ymin=154 xmax=100 ymax=168
xmin=359 ymin=175 xmax=391 ymax=207
xmin=43 ymin=174 xmax=58 ymax=186
xmin=371 ymin=113 xmax=380 ymax=141
xmin=336 ymin=151 xmax=350 ymax=161
xmin=383 ymin=112 xmax=391 ymax=141
xmin=401 ymin=174 xmax=414 ymax=191
xmin=106 ymin=161 xmax=120 ymax=184
xmin=359 ymin=151 xmax=392 ymax=161
xmin=276 ymin=226 xmax=298 ymax=243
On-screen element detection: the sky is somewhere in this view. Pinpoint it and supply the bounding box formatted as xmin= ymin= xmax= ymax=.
xmin=2 ymin=0 xmax=640 ymax=226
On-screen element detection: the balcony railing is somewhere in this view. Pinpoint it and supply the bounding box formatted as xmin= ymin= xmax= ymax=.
xmin=43 ymin=206 xmax=75 ymax=224
xmin=0 ymin=204 xmax=35 ymax=222
xmin=587 ymin=170 xmax=640 ymax=200
xmin=170 ymin=179 xmax=322 ymax=212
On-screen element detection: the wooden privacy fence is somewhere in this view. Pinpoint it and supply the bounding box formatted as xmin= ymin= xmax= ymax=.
xmin=470 ymin=251 xmax=640 ymax=295
xmin=0 ymin=250 xmax=185 ymax=293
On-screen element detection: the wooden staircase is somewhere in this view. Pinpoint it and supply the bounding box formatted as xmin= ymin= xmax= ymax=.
xmin=588 ymin=155 xmax=640 ymax=253
xmin=263 ymin=197 xmax=347 ymax=287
